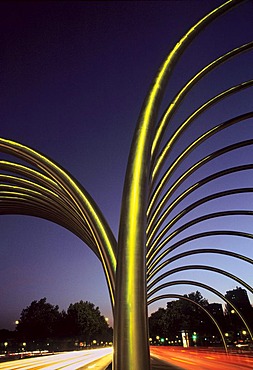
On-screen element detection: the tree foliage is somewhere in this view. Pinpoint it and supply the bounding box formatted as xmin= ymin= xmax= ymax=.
xmin=149 ymin=291 xmax=210 ymax=341
xmin=16 ymin=298 xmax=61 ymax=340
xmin=15 ymin=298 xmax=110 ymax=342
xmin=66 ymin=300 xmax=109 ymax=341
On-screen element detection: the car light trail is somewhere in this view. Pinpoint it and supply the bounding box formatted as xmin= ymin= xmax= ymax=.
xmin=150 ymin=346 xmax=253 ymax=370
xmin=0 ymin=347 xmax=112 ymax=370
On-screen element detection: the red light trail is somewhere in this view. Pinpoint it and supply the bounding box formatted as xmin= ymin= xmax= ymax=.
xmin=151 ymin=346 xmax=253 ymax=370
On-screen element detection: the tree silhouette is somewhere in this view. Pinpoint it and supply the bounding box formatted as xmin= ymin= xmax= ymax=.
xmin=65 ymin=300 xmax=109 ymax=342
xmin=16 ymin=298 xmax=61 ymax=340
xmin=149 ymin=292 xmax=209 ymax=342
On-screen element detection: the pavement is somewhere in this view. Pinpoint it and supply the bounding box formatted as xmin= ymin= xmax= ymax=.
xmin=95 ymin=356 xmax=182 ymax=370
xmin=151 ymin=356 xmax=182 ymax=369
xmin=79 ymin=353 xmax=112 ymax=369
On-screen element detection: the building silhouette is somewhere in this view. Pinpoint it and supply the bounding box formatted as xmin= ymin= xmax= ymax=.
xmin=225 ymin=287 xmax=253 ymax=341
xmin=208 ymin=303 xmax=224 ymax=325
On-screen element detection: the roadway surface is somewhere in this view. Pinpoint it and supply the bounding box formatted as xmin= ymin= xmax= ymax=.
xmin=150 ymin=346 xmax=253 ymax=370
xmin=0 ymin=347 xmax=112 ymax=370
xmin=1 ymin=346 xmax=253 ymax=369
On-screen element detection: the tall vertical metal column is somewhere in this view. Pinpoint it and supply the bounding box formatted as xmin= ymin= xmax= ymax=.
xmin=113 ymin=1 xmax=241 ymax=369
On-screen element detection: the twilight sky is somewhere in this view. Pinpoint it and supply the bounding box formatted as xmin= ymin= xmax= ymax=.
xmin=1 ymin=0 xmax=253 ymax=330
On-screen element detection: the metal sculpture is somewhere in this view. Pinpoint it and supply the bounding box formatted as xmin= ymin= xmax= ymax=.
xmin=1 ymin=1 xmax=252 ymax=369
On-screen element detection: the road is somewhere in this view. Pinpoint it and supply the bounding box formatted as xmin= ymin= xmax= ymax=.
xmin=2 ymin=346 xmax=253 ymax=369
xmin=150 ymin=346 xmax=253 ymax=370
xmin=0 ymin=347 xmax=112 ymax=370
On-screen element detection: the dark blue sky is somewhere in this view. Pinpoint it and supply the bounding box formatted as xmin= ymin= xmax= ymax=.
xmin=1 ymin=0 xmax=253 ymax=330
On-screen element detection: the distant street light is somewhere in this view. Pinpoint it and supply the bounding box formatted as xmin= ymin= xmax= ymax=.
xmin=4 ymin=342 xmax=8 ymax=353
xmin=192 ymin=332 xmax=197 ymax=343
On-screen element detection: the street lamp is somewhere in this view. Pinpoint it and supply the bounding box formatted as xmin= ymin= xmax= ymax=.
xmin=192 ymin=332 xmax=197 ymax=343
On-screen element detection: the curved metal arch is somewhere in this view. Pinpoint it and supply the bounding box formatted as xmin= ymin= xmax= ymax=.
xmin=150 ymin=0 xmax=248 ymax=161
xmin=0 ymin=196 xmax=89 ymax=245
xmin=0 ymin=193 xmax=82 ymax=231
xmin=148 ymin=293 xmax=228 ymax=353
xmin=147 ymin=197 xmax=253 ymax=265
xmin=0 ymin=138 xmax=117 ymax=256
xmin=147 ymin=114 xmax=253 ymax=235
xmin=150 ymin=92 xmax=253 ymax=218
xmin=147 ymin=136 xmax=253 ymax=245
xmin=148 ymin=230 xmax=253 ymax=275
xmin=148 ymin=248 xmax=253 ymax=282
xmin=147 ymin=279 xmax=253 ymax=341
xmin=0 ymin=138 xmax=117 ymax=306
xmin=151 ymin=79 xmax=253 ymax=188
xmin=0 ymin=186 xmax=91 ymax=239
xmin=0 ymin=160 xmax=59 ymax=190
xmin=147 ymin=164 xmax=253 ymax=256
xmin=150 ymin=44 xmax=253 ymax=181
xmin=0 ymin=174 xmax=95 ymax=243
xmin=0 ymin=185 xmax=97 ymax=252
xmin=0 ymin=162 xmax=95 ymax=240
xmin=0 ymin=173 xmax=59 ymax=198
xmin=0 ymin=181 xmax=59 ymax=204
xmin=147 ymin=170 xmax=253 ymax=255
xmin=0 ymin=160 xmax=102 ymax=230
xmin=0 ymin=197 xmax=99 ymax=256
xmin=147 ymin=207 xmax=253 ymax=264
xmin=147 ymin=265 xmax=253 ymax=295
